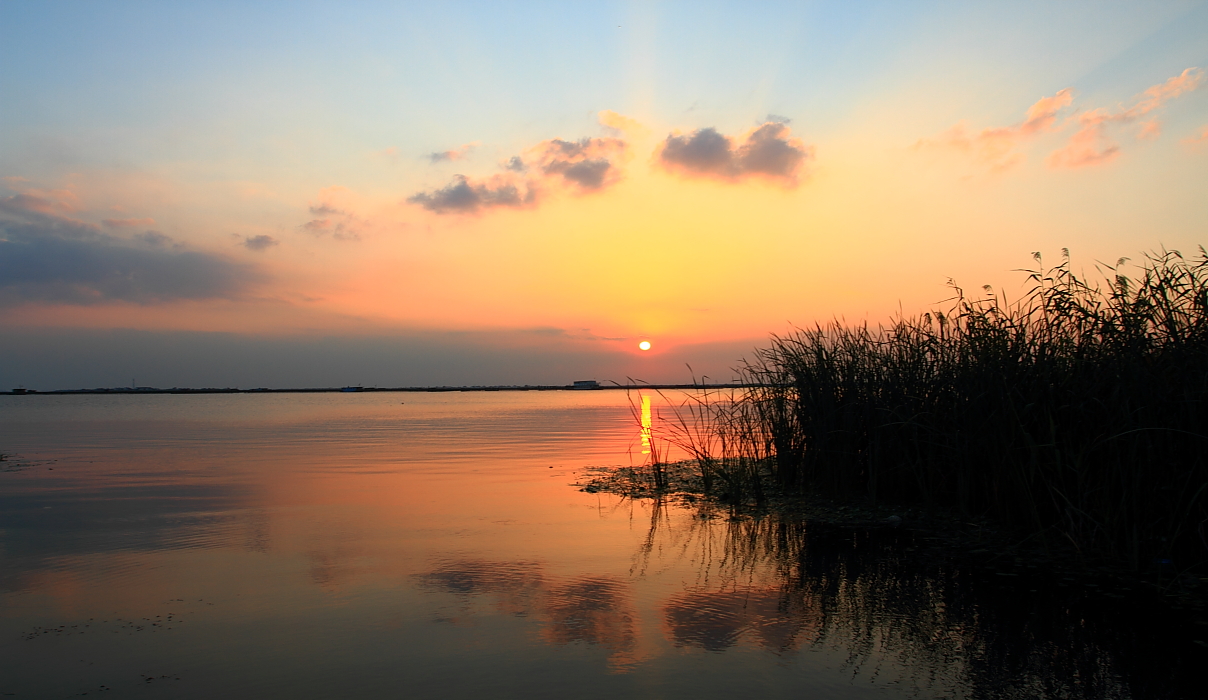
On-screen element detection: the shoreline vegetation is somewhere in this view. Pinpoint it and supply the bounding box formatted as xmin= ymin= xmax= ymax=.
xmin=1 ymin=383 xmax=747 ymax=395
xmin=586 ymin=247 xmax=1208 ymax=610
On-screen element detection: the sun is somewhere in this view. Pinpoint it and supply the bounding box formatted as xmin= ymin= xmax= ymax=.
xmin=638 ymin=340 xmax=652 ymax=351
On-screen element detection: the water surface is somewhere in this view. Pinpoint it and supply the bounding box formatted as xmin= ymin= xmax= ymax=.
xmin=0 ymin=392 xmax=1201 ymax=698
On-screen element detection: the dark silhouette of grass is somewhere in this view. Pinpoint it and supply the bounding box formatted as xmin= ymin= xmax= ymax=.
xmin=649 ymin=248 xmax=1208 ymax=573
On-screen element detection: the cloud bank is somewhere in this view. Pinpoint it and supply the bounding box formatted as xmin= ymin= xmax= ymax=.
xmin=0 ymin=194 xmax=262 ymax=305
xmin=656 ymin=121 xmax=812 ymax=184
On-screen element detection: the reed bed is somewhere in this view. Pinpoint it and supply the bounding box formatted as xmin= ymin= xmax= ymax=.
xmin=649 ymin=248 xmax=1208 ymax=571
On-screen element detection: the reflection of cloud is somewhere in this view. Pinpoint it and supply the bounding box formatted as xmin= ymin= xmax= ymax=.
xmin=663 ymin=586 xmax=819 ymax=652
xmin=408 ymin=133 xmax=628 ymax=214
xmin=0 ymin=194 xmax=263 ymax=305
xmin=656 ymin=121 xmax=812 ymax=184
xmin=0 ymin=481 xmax=253 ymax=593
xmin=416 ymin=558 xmax=641 ymax=668
xmin=419 ymin=558 xmax=546 ymax=616
xmin=306 ymin=541 xmax=367 ymax=592
xmin=542 ymin=576 xmax=637 ymax=656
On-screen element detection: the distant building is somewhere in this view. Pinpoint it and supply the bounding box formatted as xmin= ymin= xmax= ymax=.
xmin=572 ymin=380 xmax=601 ymax=390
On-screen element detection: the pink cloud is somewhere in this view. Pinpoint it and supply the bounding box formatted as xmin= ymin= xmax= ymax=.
xmin=1137 ymin=120 xmax=1162 ymax=140
xmin=1046 ymin=111 xmax=1121 ymax=168
xmin=916 ymin=89 xmax=1073 ymax=171
xmin=1180 ymin=125 xmax=1208 ymax=147
xmin=1130 ymin=68 xmax=1204 ymax=115
xmin=1021 ymin=88 xmax=1076 ymax=134
xmin=1048 ymin=67 xmax=1203 ymax=168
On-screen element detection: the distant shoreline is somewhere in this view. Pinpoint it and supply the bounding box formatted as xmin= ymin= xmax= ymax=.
xmin=3 ymin=383 xmax=753 ymax=396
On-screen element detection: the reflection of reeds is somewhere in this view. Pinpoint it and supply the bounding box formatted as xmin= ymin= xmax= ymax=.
xmin=650 ymin=506 xmax=1194 ymax=698
xmin=644 ymin=249 xmax=1208 ymax=571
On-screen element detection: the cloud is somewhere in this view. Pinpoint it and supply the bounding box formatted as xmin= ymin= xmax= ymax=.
xmin=300 ymin=203 xmax=361 ymax=240
xmin=103 ymin=217 xmax=157 ymax=228
xmin=529 ymin=137 xmax=627 ymax=191
xmin=598 ymin=110 xmax=646 ymax=136
xmin=1182 ymin=125 xmax=1208 ymax=147
xmin=656 ymin=121 xmax=812 ymax=184
xmin=1048 ymin=68 xmax=1203 ymax=168
xmin=918 ymin=69 xmax=1203 ymax=171
xmin=132 ymin=231 xmax=173 ymax=247
xmin=1137 ymin=120 xmax=1162 ymax=140
xmin=0 ymin=194 xmax=262 ymax=305
xmin=428 ymin=142 xmax=478 ymax=163
xmin=915 ymin=88 xmax=1074 ymax=171
xmin=407 ymin=174 xmax=533 ymax=214
xmin=408 ymin=133 xmax=629 ymax=214
xmin=243 ymin=235 xmax=278 ymax=252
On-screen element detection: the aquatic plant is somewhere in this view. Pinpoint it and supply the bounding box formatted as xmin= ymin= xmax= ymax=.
xmin=655 ymin=248 xmax=1208 ymax=571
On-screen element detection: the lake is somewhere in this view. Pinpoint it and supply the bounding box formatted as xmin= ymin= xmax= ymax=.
xmin=0 ymin=392 xmax=1201 ymax=699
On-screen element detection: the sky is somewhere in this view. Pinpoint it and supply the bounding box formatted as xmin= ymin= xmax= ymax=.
xmin=2 ymin=1 xmax=1207 ymax=389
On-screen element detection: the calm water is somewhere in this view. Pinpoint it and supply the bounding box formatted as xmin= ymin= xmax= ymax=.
xmin=0 ymin=392 xmax=1201 ymax=699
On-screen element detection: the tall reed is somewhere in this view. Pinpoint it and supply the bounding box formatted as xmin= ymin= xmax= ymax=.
xmin=675 ymin=248 xmax=1208 ymax=570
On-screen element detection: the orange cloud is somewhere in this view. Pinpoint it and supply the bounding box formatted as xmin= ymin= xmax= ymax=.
xmin=916 ymin=88 xmax=1073 ymax=171
xmin=1048 ymin=67 xmax=1203 ymax=168
xmin=656 ymin=120 xmax=812 ymax=185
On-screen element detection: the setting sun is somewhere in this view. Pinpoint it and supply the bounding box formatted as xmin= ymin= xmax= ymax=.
xmin=639 ymin=341 xmax=652 ymax=351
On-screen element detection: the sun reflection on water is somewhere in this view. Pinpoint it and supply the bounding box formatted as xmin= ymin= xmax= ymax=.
xmin=640 ymin=394 xmax=652 ymax=456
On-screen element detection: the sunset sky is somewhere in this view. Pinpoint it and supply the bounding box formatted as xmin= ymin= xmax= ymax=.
xmin=3 ymin=1 xmax=1207 ymax=389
